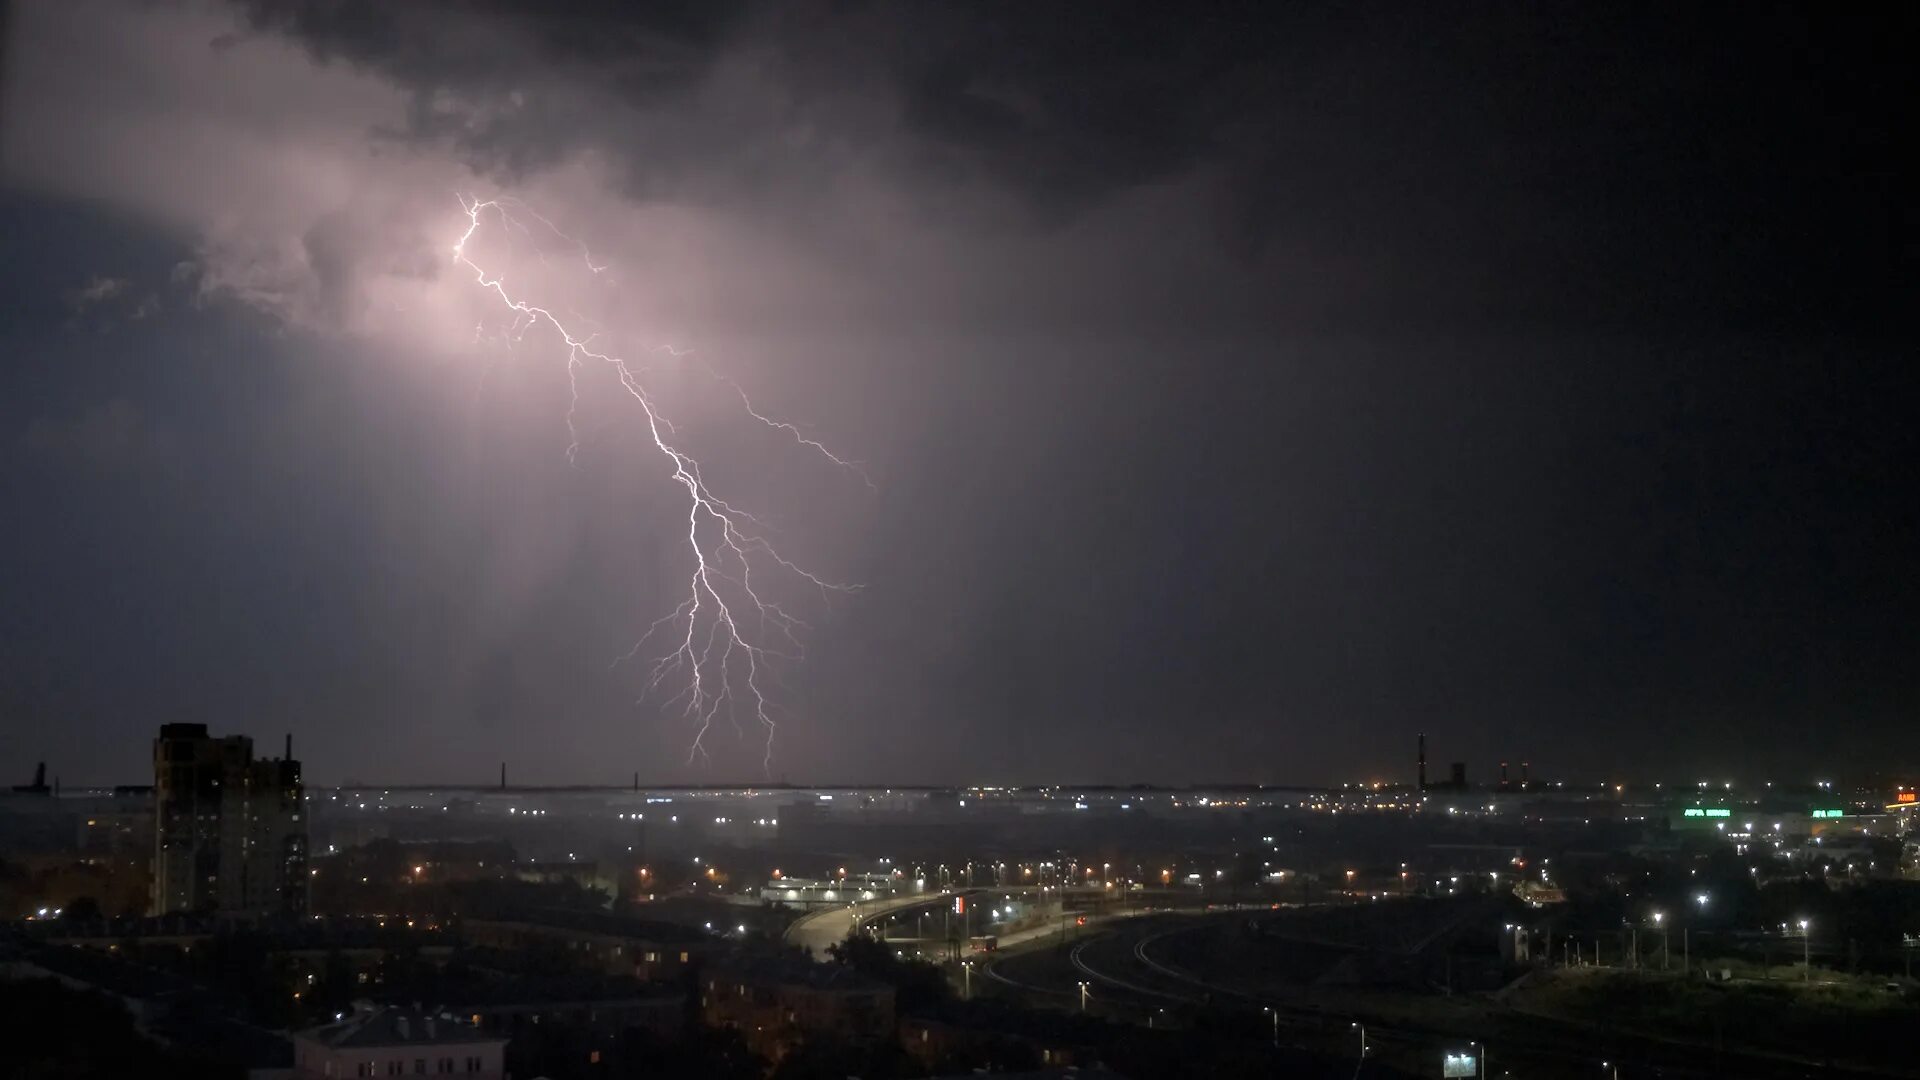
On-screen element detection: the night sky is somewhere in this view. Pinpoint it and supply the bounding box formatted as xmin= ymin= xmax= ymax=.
xmin=1 ymin=3 xmax=1912 ymax=786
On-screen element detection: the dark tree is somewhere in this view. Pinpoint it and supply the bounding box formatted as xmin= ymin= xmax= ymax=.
xmin=826 ymin=934 xmax=953 ymax=1012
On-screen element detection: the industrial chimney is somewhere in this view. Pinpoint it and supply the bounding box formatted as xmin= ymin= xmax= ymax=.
xmin=1417 ymin=733 xmax=1428 ymax=791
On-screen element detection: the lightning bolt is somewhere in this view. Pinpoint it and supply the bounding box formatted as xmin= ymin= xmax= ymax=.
xmin=452 ymin=194 xmax=861 ymax=771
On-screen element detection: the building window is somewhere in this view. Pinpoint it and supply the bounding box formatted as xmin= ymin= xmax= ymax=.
xmin=679 ymin=951 xmax=690 ymax=963
xmin=415 ymin=1060 xmax=426 ymax=1075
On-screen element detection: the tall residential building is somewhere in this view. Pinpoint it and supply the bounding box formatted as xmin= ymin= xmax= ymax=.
xmin=151 ymin=723 xmax=308 ymax=917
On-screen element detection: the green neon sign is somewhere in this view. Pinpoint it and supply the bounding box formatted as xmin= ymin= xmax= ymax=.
xmin=1683 ymin=807 xmax=1731 ymax=818
xmin=1811 ymin=809 xmax=1844 ymax=819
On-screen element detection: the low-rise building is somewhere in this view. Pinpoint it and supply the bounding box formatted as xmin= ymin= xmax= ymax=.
xmin=446 ymin=975 xmax=685 ymax=1040
xmin=292 ymin=1005 xmax=506 ymax=1079
xmin=462 ymin=910 xmax=712 ymax=981
xmin=701 ymin=957 xmax=894 ymax=1062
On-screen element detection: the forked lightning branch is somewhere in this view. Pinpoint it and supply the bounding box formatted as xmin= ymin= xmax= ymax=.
xmin=452 ymin=195 xmax=861 ymax=770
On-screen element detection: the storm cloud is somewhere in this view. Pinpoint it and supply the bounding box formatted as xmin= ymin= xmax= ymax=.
xmin=0 ymin=2 xmax=1911 ymax=786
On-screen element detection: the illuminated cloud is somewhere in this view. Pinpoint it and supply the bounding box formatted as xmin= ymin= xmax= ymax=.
xmin=66 ymin=275 xmax=129 ymax=310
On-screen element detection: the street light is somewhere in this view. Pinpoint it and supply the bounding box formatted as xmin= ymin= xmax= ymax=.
xmin=1262 ymin=1006 xmax=1278 ymax=1047
xmin=1798 ymin=918 xmax=1812 ymax=981
xmin=1351 ymin=1021 xmax=1367 ymax=1063
xmin=961 ymin=960 xmax=973 ymax=1000
xmin=1077 ymin=981 xmax=1090 ymax=1012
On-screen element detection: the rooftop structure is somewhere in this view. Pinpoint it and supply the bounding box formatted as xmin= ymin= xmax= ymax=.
xmin=293 ymin=1005 xmax=506 ymax=1079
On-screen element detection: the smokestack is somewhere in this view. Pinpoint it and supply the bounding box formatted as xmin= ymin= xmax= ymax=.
xmin=1417 ymin=734 xmax=1427 ymax=791
xmin=1500 ymin=761 xmax=1509 ymax=785
xmin=32 ymin=762 xmax=45 ymax=788
xmin=499 ymin=762 xmax=507 ymax=790
xmin=285 ymin=733 xmax=293 ymax=761
xmin=1521 ymin=761 xmax=1530 ymax=786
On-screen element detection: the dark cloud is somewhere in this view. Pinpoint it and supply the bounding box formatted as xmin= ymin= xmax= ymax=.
xmin=224 ymin=2 xmax=1289 ymax=226
xmin=228 ymin=2 xmax=1910 ymax=332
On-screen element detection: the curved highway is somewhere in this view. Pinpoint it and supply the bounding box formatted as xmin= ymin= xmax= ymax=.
xmin=785 ymin=891 xmax=955 ymax=959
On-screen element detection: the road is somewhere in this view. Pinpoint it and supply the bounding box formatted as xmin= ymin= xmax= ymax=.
xmin=784 ymin=891 xmax=954 ymax=959
xmin=986 ymin=909 xmax=1897 ymax=1079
